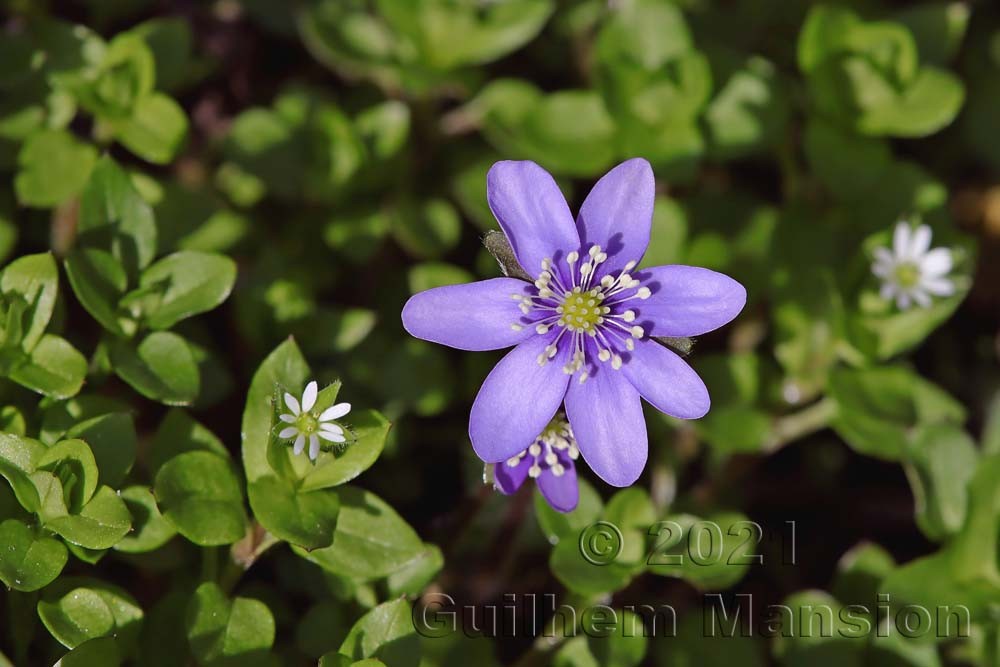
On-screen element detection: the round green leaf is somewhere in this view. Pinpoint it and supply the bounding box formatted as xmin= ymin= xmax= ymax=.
xmin=137 ymin=250 xmax=236 ymax=330
xmin=154 ymin=450 xmax=246 ymax=546
xmin=300 ymin=409 xmax=389 ymax=491
xmin=47 ymin=486 xmax=133 ymax=550
xmin=113 ymin=485 xmax=176 ymax=553
xmin=185 ymin=582 xmax=275 ymax=664
xmin=339 ymin=599 xmax=419 ymax=667
xmin=37 ymin=577 xmax=143 ymax=651
xmin=36 ymin=438 xmax=98 ymax=512
xmin=0 ymin=518 xmax=68 ymax=591
xmin=110 ymin=331 xmax=200 ymax=406
xmin=248 ymin=475 xmax=339 ymax=550
xmin=10 ymin=334 xmax=88 ymax=399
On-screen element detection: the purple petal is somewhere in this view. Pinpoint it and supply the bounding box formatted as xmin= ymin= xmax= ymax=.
xmin=537 ymin=454 xmax=579 ymax=512
xmin=622 ymin=339 xmax=709 ymax=419
xmin=494 ymin=457 xmax=530 ymax=495
xmin=577 ymin=158 xmax=655 ymax=274
xmin=402 ymin=278 xmax=535 ymax=351
xmin=470 ymin=335 xmax=570 ymax=463
xmin=565 ymin=362 xmax=647 ymax=487
xmin=487 ymin=161 xmax=579 ymax=278
xmin=634 ymin=265 xmax=746 ymax=337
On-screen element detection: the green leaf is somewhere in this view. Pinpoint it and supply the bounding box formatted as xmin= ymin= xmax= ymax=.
xmin=293 ymin=486 xmax=425 ymax=580
xmin=705 ymin=56 xmax=790 ymax=159
xmin=47 ymin=486 xmax=133 ymax=550
xmin=771 ymin=590 xmax=865 ymax=667
xmin=149 ymin=409 xmax=229 ymax=474
xmin=113 ymin=485 xmax=176 ymax=553
xmin=896 ymin=2 xmax=969 ymax=65
xmin=386 ymin=543 xmax=443 ymax=597
xmin=0 ymin=432 xmax=46 ymax=512
xmin=406 ymin=262 xmax=475 ymax=294
xmin=339 ymin=599 xmax=419 ymax=667
xmin=110 ymin=331 xmax=200 ymax=406
xmin=534 ymin=477 xmax=603 ymax=543
xmin=53 ymin=637 xmax=122 ymax=667
xmin=111 ymin=92 xmax=188 ymax=164
xmin=391 ymin=199 xmax=462 ymax=260
xmin=154 ymin=450 xmax=246 ymax=546
xmin=248 ymin=475 xmax=339 ymax=550
xmin=0 ymin=518 xmax=68 ymax=591
xmin=185 ymin=582 xmax=275 ymax=664
xmin=587 ymin=608 xmax=648 ymax=667
xmin=646 ymin=512 xmax=755 ymax=591
xmin=550 ymin=537 xmax=635 ymax=597
xmin=136 ymin=251 xmax=236 ymax=329
xmin=9 ymin=335 xmax=87 ymax=399
xmin=38 ymin=577 xmax=143 ymax=651
xmin=241 ymin=338 xmax=310 ymax=482
xmin=36 ymin=438 xmax=99 ymax=512
xmin=858 ymin=67 xmax=965 ymax=138
xmin=300 ymin=409 xmax=389 ymax=491
xmin=829 ymin=365 xmax=965 ymax=461
xmin=0 ymin=252 xmax=58 ymax=350
xmin=64 ymin=248 xmax=130 ymax=337
xmin=65 ymin=412 xmax=137 ymax=490
xmin=15 ymin=130 xmax=97 ymax=207
xmin=904 ymin=424 xmax=978 ymax=542
xmin=78 ymin=156 xmax=157 ymax=278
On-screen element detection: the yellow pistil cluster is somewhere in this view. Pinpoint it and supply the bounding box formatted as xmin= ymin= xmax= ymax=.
xmin=558 ymin=288 xmax=608 ymax=333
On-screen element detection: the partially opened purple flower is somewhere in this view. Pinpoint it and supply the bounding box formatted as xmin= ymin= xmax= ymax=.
xmin=402 ymin=159 xmax=746 ymax=487
xmin=494 ymin=414 xmax=579 ymax=512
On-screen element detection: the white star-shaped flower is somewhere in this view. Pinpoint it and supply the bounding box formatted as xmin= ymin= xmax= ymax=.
xmin=277 ymin=381 xmax=351 ymax=461
xmin=871 ymin=222 xmax=954 ymax=310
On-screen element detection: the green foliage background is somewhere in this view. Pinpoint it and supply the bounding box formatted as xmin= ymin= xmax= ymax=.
xmin=1 ymin=0 xmax=1000 ymax=665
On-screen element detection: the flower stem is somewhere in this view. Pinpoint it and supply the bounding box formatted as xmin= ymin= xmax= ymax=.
xmin=764 ymin=397 xmax=836 ymax=453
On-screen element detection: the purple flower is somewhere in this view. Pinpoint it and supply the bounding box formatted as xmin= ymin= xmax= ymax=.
xmin=494 ymin=414 xmax=579 ymax=512
xmin=402 ymin=159 xmax=746 ymax=487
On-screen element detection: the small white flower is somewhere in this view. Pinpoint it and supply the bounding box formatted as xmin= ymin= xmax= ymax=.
xmin=871 ymin=221 xmax=955 ymax=311
xmin=277 ymin=381 xmax=351 ymax=461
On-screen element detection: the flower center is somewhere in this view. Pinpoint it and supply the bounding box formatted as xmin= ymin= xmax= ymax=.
xmin=894 ymin=262 xmax=921 ymax=289
xmin=295 ymin=413 xmax=318 ymax=435
xmin=560 ymin=290 xmax=605 ymax=333
xmin=506 ymin=414 xmax=579 ymax=478
xmin=509 ymin=245 xmax=651 ymax=383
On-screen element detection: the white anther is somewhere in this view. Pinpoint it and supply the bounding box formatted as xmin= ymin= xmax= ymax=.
xmin=529 ymin=465 xmax=542 ymax=478
xmin=631 ymin=326 xmax=644 ymax=339
xmin=598 ymin=349 xmax=611 ymax=362
xmin=566 ymin=251 xmax=579 ymax=264
xmin=611 ymin=355 xmax=622 ymax=370
xmin=624 ymin=260 xmax=637 ymax=271
xmin=625 ymin=338 xmax=635 ymax=351
xmin=535 ymin=324 xmax=549 ymax=334
xmin=551 ymin=463 xmax=565 ymax=477
xmin=637 ymin=287 xmax=651 ymax=299
xmin=529 ymin=443 xmax=541 ymax=456
xmin=511 ymin=324 xmax=523 ymax=331
xmin=622 ymin=310 xmax=635 ymax=322
xmin=601 ymin=275 xmax=614 ymax=288
xmin=545 ymin=452 xmax=557 ymax=466
xmin=506 ymin=456 xmax=521 ymax=467
xmin=546 ymin=345 xmax=558 ymax=358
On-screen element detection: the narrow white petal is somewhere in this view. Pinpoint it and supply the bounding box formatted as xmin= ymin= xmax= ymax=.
xmin=283 ymin=392 xmax=300 ymax=415
xmin=320 ymin=423 xmax=344 ymax=435
xmin=319 ymin=403 xmax=351 ymax=421
xmin=880 ymin=283 xmax=897 ymax=301
xmin=872 ymin=258 xmax=893 ymax=278
xmin=873 ymin=247 xmax=894 ymax=265
xmin=301 ymin=381 xmax=318 ymax=412
xmin=309 ymin=435 xmax=320 ymax=460
xmin=922 ymin=276 xmax=955 ymax=296
xmin=911 ymin=288 xmax=931 ymax=308
xmin=896 ymin=292 xmax=912 ymax=310
xmin=318 ymin=430 xmax=346 ymax=443
xmin=909 ymin=225 xmax=932 ymax=259
xmin=293 ymin=435 xmax=305 ymax=455
xmin=893 ymin=223 xmax=911 ymax=258
xmin=279 ymin=414 xmax=296 ymax=423
xmin=920 ymin=248 xmax=952 ymax=277
xmin=279 ymin=426 xmax=299 ymax=439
